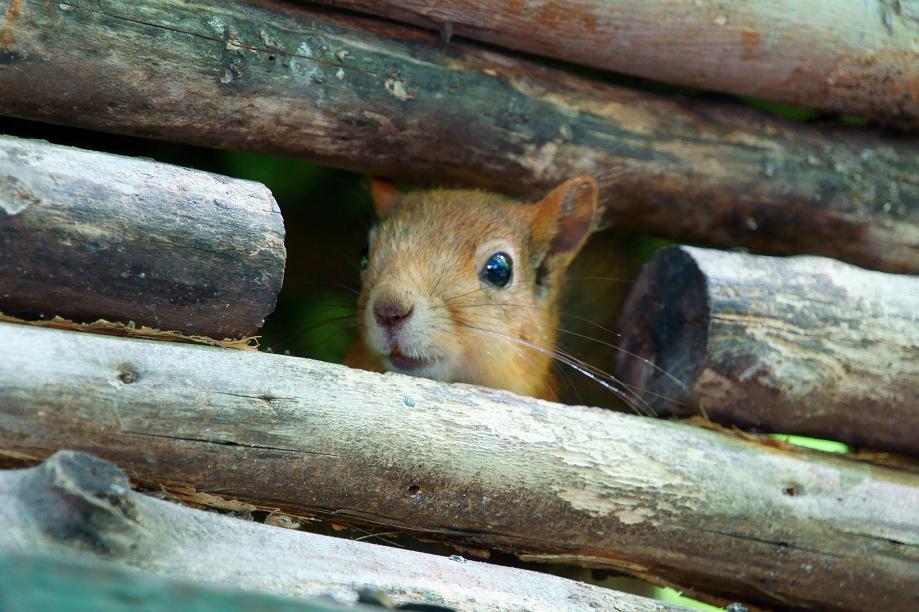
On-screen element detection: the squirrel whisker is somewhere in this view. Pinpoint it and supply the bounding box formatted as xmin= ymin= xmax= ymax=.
xmin=444 ymin=298 xmax=686 ymax=404
xmin=458 ymin=322 xmax=657 ymax=417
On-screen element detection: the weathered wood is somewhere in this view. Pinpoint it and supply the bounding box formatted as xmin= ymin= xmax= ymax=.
xmin=614 ymin=246 xmax=919 ymax=456
xmin=0 ymin=451 xmax=670 ymax=611
xmin=0 ymin=135 xmax=285 ymax=338
xmin=1 ymin=1 xmax=918 ymax=272
xmin=319 ymin=0 xmax=919 ymax=129
xmin=1 ymin=323 xmax=917 ymax=610
xmin=0 ymin=550 xmax=354 ymax=612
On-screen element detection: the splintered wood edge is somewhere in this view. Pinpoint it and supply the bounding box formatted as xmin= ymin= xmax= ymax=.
xmin=0 ymin=311 xmax=259 ymax=351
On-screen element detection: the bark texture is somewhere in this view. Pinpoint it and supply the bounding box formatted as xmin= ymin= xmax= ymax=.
xmin=0 ymin=1 xmax=918 ymax=272
xmin=320 ymin=0 xmax=919 ymax=129
xmin=0 ymin=135 xmax=285 ymax=338
xmin=0 ymin=451 xmax=670 ymax=611
xmin=614 ymin=246 xmax=919 ymax=455
xmin=1 ymin=322 xmax=918 ymax=610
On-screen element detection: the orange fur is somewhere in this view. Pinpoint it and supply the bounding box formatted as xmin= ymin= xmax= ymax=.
xmin=346 ymin=177 xmax=598 ymax=401
xmin=369 ymin=178 xmax=401 ymax=218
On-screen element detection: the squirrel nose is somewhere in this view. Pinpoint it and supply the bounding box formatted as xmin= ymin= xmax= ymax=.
xmin=373 ymin=296 xmax=414 ymax=331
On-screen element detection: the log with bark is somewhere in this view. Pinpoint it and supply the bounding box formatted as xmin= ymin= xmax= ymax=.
xmin=0 ymin=451 xmax=671 ymax=611
xmin=318 ymin=0 xmax=919 ymax=130
xmin=1 ymin=0 xmax=918 ymax=272
xmin=614 ymin=246 xmax=919 ymax=456
xmin=0 ymin=135 xmax=285 ymax=338
xmin=1 ymin=322 xmax=917 ymax=610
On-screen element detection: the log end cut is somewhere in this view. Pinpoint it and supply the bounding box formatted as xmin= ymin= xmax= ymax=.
xmin=614 ymin=246 xmax=708 ymax=416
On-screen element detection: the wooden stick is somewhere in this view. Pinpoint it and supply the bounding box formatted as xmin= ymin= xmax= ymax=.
xmin=614 ymin=246 xmax=919 ymax=455
xmin=0 ymin=322 xmax=917 ymax=610
xmin=0 ymin=451 xmax=674 ymax=611
xmin=0 ymin=135 xmax=285 ymax=338
xmin=1 ymin=1 xmax=917 ymax=272
xmin=0 ymin=551 xmax=351 ymax=612
xmin=318 ymin=0 xmax=919 ymax=130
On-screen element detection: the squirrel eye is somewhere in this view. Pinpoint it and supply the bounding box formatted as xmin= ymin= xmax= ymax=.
xmin=359 ymin=241 xmax=369 ymax=270
xmin=480 ymin=252 xmax=512 ymax=288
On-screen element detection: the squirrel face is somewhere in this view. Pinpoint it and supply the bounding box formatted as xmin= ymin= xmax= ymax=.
xmin=351 ymin=177 xmax=598 ymax=400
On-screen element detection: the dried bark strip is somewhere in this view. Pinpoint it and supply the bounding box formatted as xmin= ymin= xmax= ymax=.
xmin=0 ymin=323 xmax=917 ymax=610
xmin=0 ymin=451 xmax=671 ymax=611
xmin=0 ymin=135 xmax=285 ymax=338
xmin=0 ymin=311 xmax=259 ymax=350
xmin=319 ymin=0 xmax=919 ymax=129
xmin=0 ymin=1 xmax=917 ymax=272
xmin=614 ymin=246 xmax=919 ymax=455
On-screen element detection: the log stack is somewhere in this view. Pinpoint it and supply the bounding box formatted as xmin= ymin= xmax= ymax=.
xmin=1 ymin=0 xmax=918 ymax=610
xmin=1 ymin=321 xmax=918 ymax=609
xmin=0 ymin=0 xmax=917 ymax=272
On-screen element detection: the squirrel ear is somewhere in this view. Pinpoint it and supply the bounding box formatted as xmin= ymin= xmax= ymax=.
xmin=533 ymin=176 xmax=598 ymax=264
xmin=369 ymin=178 xmax=401 ymax=218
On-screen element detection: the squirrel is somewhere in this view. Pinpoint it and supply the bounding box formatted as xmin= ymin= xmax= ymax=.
xmin=345 ymin=176 xmax=599 ymax=401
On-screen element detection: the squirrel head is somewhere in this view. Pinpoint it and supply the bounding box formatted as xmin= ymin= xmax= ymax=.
xmin=355 ymin=177 xmax=598 ymax=399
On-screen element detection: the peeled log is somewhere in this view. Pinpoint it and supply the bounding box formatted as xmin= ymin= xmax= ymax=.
xmin=319 ymin=0 xmax=919 ymax=130
xmin=0 ymin=135 xmax=285 ymax=338
xmin=614 ymin=246 xmax=919 ymax=455
xmin=0 ymin=451 xmax=670 ymax=611
xmin=1 ymin=322 xmax=918 ymax=610
xmin=0 ymin=1 xmax=918 ymax=272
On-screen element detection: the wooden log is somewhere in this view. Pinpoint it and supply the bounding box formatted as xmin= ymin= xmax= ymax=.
xmin=0 ymin=551 xmax=352 ymax=612
xmin=318 ymin=0 xmax=919 ymax=130
xmin=0 ymin=1 xmax=918 ymax=273
xmin=614 ymin=246 xmax=919 ymax=455
xmin=0 ymin=451 xmax=669 ymax=611
xmin=0 ymin=135 xmax=285 ymax=338
xmin=0 ymin=323 xmax=917 ymax=610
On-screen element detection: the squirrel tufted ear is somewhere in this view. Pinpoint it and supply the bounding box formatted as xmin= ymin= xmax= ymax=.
xmin=533 ymin=176 xmax=598 ymax=265
xmin=369 ymin=178 xmax=401 ymax=218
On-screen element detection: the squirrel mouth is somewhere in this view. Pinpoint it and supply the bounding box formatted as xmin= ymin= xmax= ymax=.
xmin=387 ymin=347 xmax=435 ymax=372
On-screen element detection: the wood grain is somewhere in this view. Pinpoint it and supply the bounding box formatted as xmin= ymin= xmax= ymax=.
xmin=1 ymin=322 xmax=917 ymax=609
xmin=614 ymin=246 xmax=919 ymax=455
xmin=0 ymin=451 xmax=671 ymax=611
xmin=320 ymin=0 xmax=919 ymax=129
xmin=0 ymin=135 xmax=285 ymax=338
xmin=0 ymin=1 xmax=917 ymax=272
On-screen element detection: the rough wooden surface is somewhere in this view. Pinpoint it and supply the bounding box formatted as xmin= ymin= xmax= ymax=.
xmin=1 ymin=1 xmax=918 ymax=272
xmin=1 ymin=323 xmax=918 ymax=610
xmin=319 ymin=0 xmax=919 ymax=129
xmin=0 ymin=550 xmax=355 ymax=612
xmin=614 ymin=246 xmax=919 ymax=455
xmin=0 ymin=135 xmax=285 ymax=338
xmin=0 ymin=451 xmax=671 ymax=611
